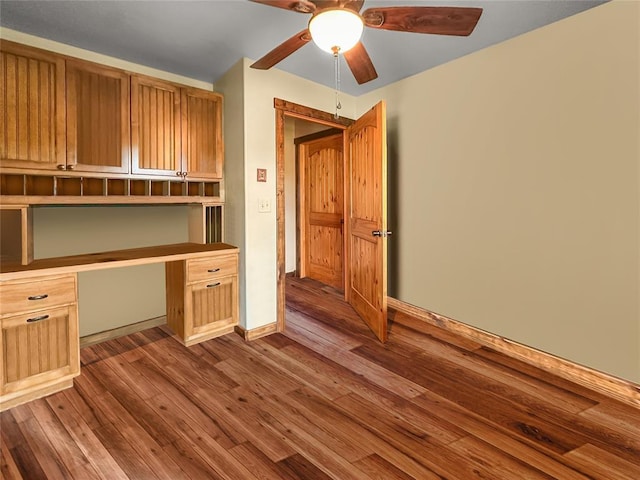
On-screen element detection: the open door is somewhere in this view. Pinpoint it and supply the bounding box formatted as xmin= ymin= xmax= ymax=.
xmin=346 ymin=101 xmax=388 ymax=342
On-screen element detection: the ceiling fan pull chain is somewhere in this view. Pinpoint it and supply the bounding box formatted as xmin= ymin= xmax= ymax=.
xmin=334 ymin=48 xmax=342 ymax=119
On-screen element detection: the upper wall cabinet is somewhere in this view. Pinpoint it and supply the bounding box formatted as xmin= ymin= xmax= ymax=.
xmin=131 ymin=75 xmax=223 ymax=180
xmin=66 ymin=59 xmax=130 ymax=174
xmin=1 ymin=41 xmax=224 ymax=183
xmin=0 ymin=41 xmax=66 ymax=171
xmin=131 ymin=75 xmax=182 ymax=177
xmin=182 ymin=88 xmax=224 ymax=180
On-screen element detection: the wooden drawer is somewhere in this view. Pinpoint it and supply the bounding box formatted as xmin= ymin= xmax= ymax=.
xmin=186 ymin=254 xmax=237 ymax=284
xmin=0 ymin=275 xmax=77 ymax=317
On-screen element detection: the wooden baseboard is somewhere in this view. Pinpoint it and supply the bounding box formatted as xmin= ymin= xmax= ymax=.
xmin=235 ymin=322 xmax=278 ymax=341
xmin=387 ymin=297 xmax=640 ymax=409
xmin=80 ymin=316 xmax=167 ymax=348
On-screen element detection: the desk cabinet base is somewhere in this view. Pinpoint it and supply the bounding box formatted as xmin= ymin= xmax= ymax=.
xmin=0 ymin=278 xmax=80 ymax=412
xmin=166 ymin=252 xmax=239 ymax=346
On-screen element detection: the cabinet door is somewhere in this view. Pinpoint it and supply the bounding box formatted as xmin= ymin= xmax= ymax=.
xmin=131 ymin=75 xmax=181 ymax=177
xmin=0 ymin=305 xmax=79 ymax=397
xmin=181 ymin=88 xmax=223 ymax=179
xmin=66 ymin=59 xmax=130 ymax=173
xmin=186 ymin=275 xmax=237 ymax=340
xmin=0 ymin=41 xmax=66 ymax=171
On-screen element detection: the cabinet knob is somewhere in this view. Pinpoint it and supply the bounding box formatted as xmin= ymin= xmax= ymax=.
xmin=28 ymin=294 xmax=49 ymax=301
xmin=207 ymin=268 xmax=220 ymax=273
xmin=57 ymin=164 xmax=66 ymax=170
xmin=66 ymin=164 xmax=76 ymax=170
xmin=27 ymin=314 xmax=49 ymax=323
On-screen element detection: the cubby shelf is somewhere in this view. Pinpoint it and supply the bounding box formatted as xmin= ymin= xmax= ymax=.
xmin=0 ymin=173 xmax=225 ymax=266
xmin=0 ymin=173 xmax=221 ymax=202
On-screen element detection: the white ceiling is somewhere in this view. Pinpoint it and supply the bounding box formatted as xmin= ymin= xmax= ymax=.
xmin=0 ymin=0 xmax=607 ymax=96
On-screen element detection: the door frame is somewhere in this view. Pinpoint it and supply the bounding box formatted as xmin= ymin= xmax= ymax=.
xmin=274 ymin=99 xmax=353 ymax=332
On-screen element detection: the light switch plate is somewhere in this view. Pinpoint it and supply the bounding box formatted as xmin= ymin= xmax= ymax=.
xmin=258 ymin=198 xmax=271 ymax=213
xmin=257 ymin=168 xmax=267 ymax=182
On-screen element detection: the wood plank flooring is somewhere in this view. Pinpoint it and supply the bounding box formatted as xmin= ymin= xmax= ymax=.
xmin=1 ymin=276 xmax=639 ymax=479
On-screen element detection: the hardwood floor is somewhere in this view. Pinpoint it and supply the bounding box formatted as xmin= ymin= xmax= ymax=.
xmin=1 ymin=276 xmax=639 ymax=479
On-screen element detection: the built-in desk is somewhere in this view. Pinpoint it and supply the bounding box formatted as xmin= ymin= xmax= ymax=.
xmin=0 ymin=242 xmax=239 ymax=411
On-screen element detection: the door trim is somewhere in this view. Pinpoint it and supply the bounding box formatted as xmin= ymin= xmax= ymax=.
xmin=274 ymin=99 xmax=353 ymax=332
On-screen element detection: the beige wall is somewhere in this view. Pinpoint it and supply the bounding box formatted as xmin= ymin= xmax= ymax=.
xmin=33 ymin=206 xmax=189 ymax=337
xmin=359 ymin=0 xmax=640 ymax=382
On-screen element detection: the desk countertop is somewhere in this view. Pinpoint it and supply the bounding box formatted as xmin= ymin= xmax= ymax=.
xmin=0 ymin=243 xmax=238 ymax=281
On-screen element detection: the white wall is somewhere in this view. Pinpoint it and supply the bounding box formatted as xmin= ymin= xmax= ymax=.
xmin=358 ymin=0 xmax=640 ymax=382
xmin=216 ymin=59 xmax=247 ymax=325
xmin=224 ymin=59 xmax=356 ymax=330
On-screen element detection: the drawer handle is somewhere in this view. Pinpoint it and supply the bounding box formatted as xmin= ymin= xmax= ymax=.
xmin=207 ymin=268 xmax=221 ymax=273
xmin=28 ymin=294 xmax=49 ymax=301
xmin=27 ymin=314 xmax=49 ymax=323
xmin=206 ymin=282 xmax=221 ymax=288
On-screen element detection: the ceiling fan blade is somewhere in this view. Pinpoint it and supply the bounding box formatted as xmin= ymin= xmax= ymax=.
xmin=249 ymin=0 xmax=316 ymax=14
xmin=251 ymin=29 xmax=312 ymax=70
xmin=362 ymin=6 xmax=483 ymax=36
xmin=343 ymin=42 xmax=378 ymax=85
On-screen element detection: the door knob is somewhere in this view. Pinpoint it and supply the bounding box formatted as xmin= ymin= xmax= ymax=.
xmin=372 ymin=230 xmax=393 ymax=237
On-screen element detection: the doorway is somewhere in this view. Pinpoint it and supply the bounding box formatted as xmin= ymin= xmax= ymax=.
xmin=275 ymin=100 xmax=351 ymax=333
xmin=293 ymin=126 xmax=344 ymax=291
xmin=275 ymin=99 xmax=389 ymax=341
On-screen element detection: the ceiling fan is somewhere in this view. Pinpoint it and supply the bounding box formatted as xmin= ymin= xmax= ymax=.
xmin=249 ymin=0 xmax=483 ymax=85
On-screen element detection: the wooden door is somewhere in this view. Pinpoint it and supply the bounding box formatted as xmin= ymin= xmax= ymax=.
xmin=186 ymin=276 xmax=238 ymax=343
xmin=0 ymin=305 xmax=79 ymax=397
xmin=298 ymin=133 xmax=344 ymax=291
xmin=131 ymin=75 xmax=181 ymax=177
xmin=0 ymin=41 xmax=65 ymax=171
xmin=66 ymin=59 xmax=130 ymax=173
xmin=347 ymin=101 xmax=388 ymax=342
xmin=182 ymin=88 xmax=224 ymax=179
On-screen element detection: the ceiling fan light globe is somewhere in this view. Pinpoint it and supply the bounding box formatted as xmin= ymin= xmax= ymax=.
xmin=308 ymin=9 xmax=364 ymax=54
